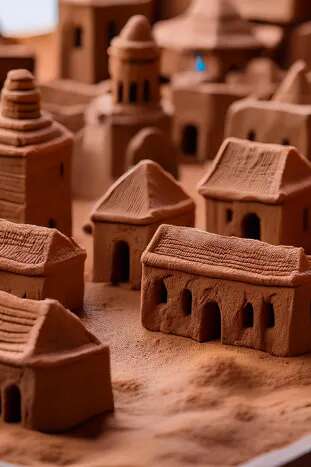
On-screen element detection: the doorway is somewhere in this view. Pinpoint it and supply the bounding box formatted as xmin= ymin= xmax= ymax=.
xmin=3 ymin=385 xmax=22 ymax=423
xmin=242 ymin=213 xmax=261 ymax=240
xmin=181 ymin=125 xmax=198 ymax=157
xmin=201 ymin=301 xmax=221 ymax=341
xmin=111 ymin=241 xmax=130 ymax=284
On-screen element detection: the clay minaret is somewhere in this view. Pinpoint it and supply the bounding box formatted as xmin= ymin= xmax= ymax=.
xmin=0 ymin=70 xmax=73 ymax=235
xmin=108 ymin=15 xmax=160 ymax=111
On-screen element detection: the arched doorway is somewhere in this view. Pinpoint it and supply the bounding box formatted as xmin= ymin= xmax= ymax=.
xmin=200 ymin=301 xmax=221 ymax=341
xmin=3 ymin=385 xmax=22 ymax=423
xmin=242 ymin=213 xmax=261 ymax=240
xmin=181 ymin=125 xmax=198 ymax=157
xmin=111 ymin=241 xmax=130 ymax=284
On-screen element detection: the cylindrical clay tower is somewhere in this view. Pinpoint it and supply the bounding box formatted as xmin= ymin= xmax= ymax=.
xmin=0 ymin=70 xmax=73 ymax=235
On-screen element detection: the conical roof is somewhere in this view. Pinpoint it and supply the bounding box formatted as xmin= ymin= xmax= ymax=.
xmin=91 ymin=160 xmax=194 ymax=224
xmin=273 ymin=61 xmax=311 ymax=105
xmin=154 ymin=0 xmax=261 ymax=52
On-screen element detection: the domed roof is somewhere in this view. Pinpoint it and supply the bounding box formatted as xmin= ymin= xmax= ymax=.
xmin=120 ymin=15 xmax=154 ymax=42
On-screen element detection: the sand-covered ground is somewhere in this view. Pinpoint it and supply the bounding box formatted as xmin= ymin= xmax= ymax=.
xmin=0 ymin=165 xmax=311 ymax=467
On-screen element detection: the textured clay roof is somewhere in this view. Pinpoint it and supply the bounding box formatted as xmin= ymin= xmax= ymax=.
xmin=0 ymin=220 xmax=86 ymax=276
xmin=142 ymin=225 xmax=311 ymax=287
xmin=273 ymin=61 xmax=311 ymax=105
xmin=92 ymin=160 xmax=194 ymax=224
xmin=198 ymin=138 xmax=311 ymax=204
xmin=0 ymin=292 xmax=99 ymax=364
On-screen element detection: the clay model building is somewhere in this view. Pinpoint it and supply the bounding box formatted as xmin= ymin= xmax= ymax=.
xmin=153 ymin=0 xmax=263 ymax=78
xmin=98 ymin=14 xmax=171 ymax=179
xmin=197 ymin=137 xmax=311 ymax=252
xmin=0 ymin=220 xmax=86 ymax=311
xmin=141 ymin=224 xmax=311 ymax=357
xmin=0 ymin=69 xmax=73 ymax=235
xmin=58 ymin=0 xmax=153 ymax=84
xmin=0 ymin=291 xmax=113 ymax=432
xmin=226 ymin=61 xmax=311 ymax=156
xmin=91 ymin=160 xmax=195 ymax=290
xmin=0 ymin=36 xmax=35 ymax=89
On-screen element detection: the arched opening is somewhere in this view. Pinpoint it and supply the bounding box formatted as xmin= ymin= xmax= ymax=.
xmin=117 ymin=82 xmax=124 ymax=103
xmin=264 ymin=302 xmax=275 ymax=328
xmin=111 ymin=241 xmax=130 ymax=284
xmin=156 ymin=279 xmax=168 ymax=304
xmin=226 ymin=208 xmax=233 ymax=223
xmin=242 ymin=213 xmax=261 ymax=240
xmin=247 ymin=130 xmax=256 ymax=141
xmin=182 ymin=289 xmax=192 ymax=316
xmin=129 ymin=82 xmax=137 ymax=104
xmin=242 ymin=303 xmax=254 ymax=328
xmin=201 ymin=301 xmax=221 ymax=341
xmin=73 ymin=26 xmax=83 ymax=48
xmin=3 ymin=385 xmax=21 ymax=423
xmin=107 ymin=21 xmax=117 ymax=44
xmin=143 ymin=80 xmax=151 ymax=102
xmin=48 ymin=219 xmax=57 ymax=229
xmin=281 ymin=137 xmax=290 ymax=146
xmin=181 ymin=125 xmax=198 ymax=157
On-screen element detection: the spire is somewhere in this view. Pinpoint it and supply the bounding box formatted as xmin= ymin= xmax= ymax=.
xmin=120 ymin=15 xmax=154 ymax=43
xmin=273 ymin=61 xmax=311 ymax=105
xmin=1 ymin=69 xmax=41 ymax=120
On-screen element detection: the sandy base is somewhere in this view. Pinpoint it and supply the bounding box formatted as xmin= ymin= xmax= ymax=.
xmin=1 ymin=164 xmax=311 ymax=467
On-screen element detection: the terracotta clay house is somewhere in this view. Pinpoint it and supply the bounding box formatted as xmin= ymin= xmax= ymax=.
xmin=197 ymin=138 xmax=311 ymax=253
xmin=91 ymin=160 xmax=195 ymax=289
xmin=141 ymin=224 xmax=311 ymax=357
xmin=226 ymin=61 xmax=311 ymax=156
xmin=0 ymin=220 xmax=86 ymax=311
xmin=153 ymin=0 xmax=263 ymax=78
xmin=0 ymin=291 xmax=113 ymax=432
xmin=58 ymin=0 xmax=153 ymax=83
xmin=0 ymin=69 xmax=73 ymax=235
xmin=103 ymin=15 xmax=171 ymax=178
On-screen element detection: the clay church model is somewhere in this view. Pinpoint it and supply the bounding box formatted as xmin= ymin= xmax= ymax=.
xmin=0 ymin=220 xmax=86 ymax=311
xmin=141 ymin=224 xmax=311 ymax=357
xmin=0 ymin=291 xmax=113 ymax=432
xmin=91 ymin=160 xmax=195 ymax=289
xmin=198 ymin=138 xmax=311 ymax=252
xmin=102 ymin=15 xmax=171 ymax=178
xmin=0 ymin=69 xmax=73 ymax=235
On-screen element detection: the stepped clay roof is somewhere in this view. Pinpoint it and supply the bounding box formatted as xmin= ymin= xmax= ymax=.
xmin=0 ymin=291 xmax=100 ymax=365
xmin=198 ymin=138 xmax=311 ymax=204
xmin=0 ymin=220 xmax=86 ymax=276
xmin=0 ymin=69 xmax=72 ymax=156
xmin=142 ymin=224 xmax=311 ymax=287
xmin=92 ymin=160 xmax=195 ymax=224
xmin=273 ymin=61 xmax=311 ymax=105
xmin=154 ymin=0 xmax=261 ymax=52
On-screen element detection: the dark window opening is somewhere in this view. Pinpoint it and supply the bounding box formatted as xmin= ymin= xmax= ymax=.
xmin=143 ymin=80 xmax=151 ymax=102
xmin=129 ymin=82 xmax=137 ymax=104
xmin=181 ymin=125 xmax=198 ymax=157
xmin=264 ymin=302 xmax=275 ymax=328
xmin=247 ymin=130 xmax=256 ymax=141
xmin=157 ymin=280 xmax=168 ymax=304
xmin=182 ymin=289 xmax=192 ymax=316
xmin=242 ymin=213 xmax=261 ymax=240
xmin=107 ymin=21 xmax=117 ymax=44
xmin=3 ymin=385 xmax=21 ymax=423
xmin=117 ymin=82 xmax=123 ymax=103
xmin=48 ymin=219 xmax=57 ymax=229
xmin=242 ymin=303 xmax=254 ymax=328
xmin=303 ymin=208 xmax=309 ymax=232
xmin=282 ymin=138 xmax=290 ymax=146
xmin=74 ymin=26 xmax=83 ymax=48
xmin=111 ymin=241 xmax=130 ymax=284
xmin=201 ymin=301 xmax=221 ymax=341
xmin=60 ymin=162 xmax=64 ymax=177
xmin=226 ymin=208 xmax=233 ymax=223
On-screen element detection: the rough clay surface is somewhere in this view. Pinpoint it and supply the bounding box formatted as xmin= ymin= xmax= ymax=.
xmin=1 ymin=165 xmax=311 ymax=466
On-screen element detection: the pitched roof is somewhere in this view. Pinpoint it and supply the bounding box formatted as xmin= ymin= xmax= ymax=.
xmin=273 ymin=61 xmax=311 ymax=105
xmin=92 ymin=160 xmax=195 ymax=224
xmin=0 ymin=220 xmax=86 ymax=276
xmin=198 ymin=138 xmax=311 ymax=204
xmin=142 ymin=224 xmax=311 ymax=287
xmin=154 ymin=0 xmax=261 ymax=52
xmin=0 ymin=291 xmax=99 ymax=365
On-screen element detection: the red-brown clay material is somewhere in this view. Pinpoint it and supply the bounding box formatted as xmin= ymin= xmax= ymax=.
xmin=0 ymin=290 xmax=113 ymax=433
xmin=235 ymin=0 xmax=311 ymax=25
xmin=91 ymin=159 xmax=195 ymax=289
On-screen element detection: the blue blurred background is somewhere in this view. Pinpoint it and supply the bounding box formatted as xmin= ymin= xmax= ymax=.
xmin=0 ymin=0 xmax=58 ymax=35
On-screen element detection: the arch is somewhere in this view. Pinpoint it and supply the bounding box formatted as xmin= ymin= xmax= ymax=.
xmin=242 ymin=303 xmax=254 ymax=328
xmin=181 ymin=125 xmax=198 ymax=157
xmin=264 ymin=302 xmax=275 ymax=328
xmin=111 ymin=241 xmax=130 ymax=284
xmin=3 ymin=385 xmax=22 ymax=423
xmin=129 ymin=82 xmax=138 ymax=104
xmin=226 ymin=208 xmax=233 ymax=223
xmin=182 ymin=289 xmax=192 ymax=316
xmin=242 ymin=213 xmax=261 ymax=240
xmin=201 ymin=301 xmax=221 ymax=341
xmin=117 ymin=82 xmax=124 ymax=103
xmin=247 ymin=130 xmax=256 ymax=141
xmin=156 ymin=279 xmax=168 ymax=304
xmin=143 ymin=80 xmax=151 ymax=102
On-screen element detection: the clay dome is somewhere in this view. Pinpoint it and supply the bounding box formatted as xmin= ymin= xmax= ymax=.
xmin=120 ymin=15 xmax=153 ymax=43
